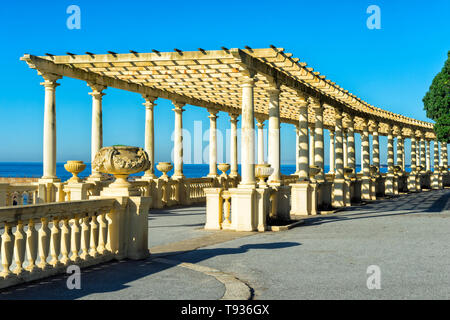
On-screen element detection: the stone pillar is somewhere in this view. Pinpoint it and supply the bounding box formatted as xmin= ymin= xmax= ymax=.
xmin=87 ymin=83 xmax=106 ymax=180
xmin=312 ymin=99 xmax=325 ymax=181
xmin=267 ymin=87 xmax=281 ymax=184
xmin=297 ymin=97 xmax=309 ymax=181
xmin=346 ymin=114 xmax=356 ymax=176
xmin=141 ymin=95 xmax=157 ymax=178
xmin=41 ymin=74 xmax=62 ymax=181
xmin=343 ymin=130 xmax=348 ymax=168
xmin=408 ymin=134 xmax=419 ymax=192
xmin=432 ymin=140 xmax=441 ymax=189
xmin=229 ymin=113 xmax=239 ymax=178
xmin=420 ymin=135 xmax=426 ymax=172
xmin=295 ymin=125 xmax=300 ymax=175
xmin=333 ymin=108 xmax=347 ymax=208
xmin=426 ymin=139 xmax=431 ymax=172
xmin=361 ymin=119 xmax=371 ymax=200
xmin=442 ymin=143 xmax=448 ymax=171
xmin=256 ymin=117 xmax=265 ymax=165
xmin=172 ymin=101 xmax=185 ymax=179
xmin=240 ymin=77 xmax=257 ymax=187
xmin=372 ymin=123 xmax=380 ymax=170
xmin=329 ymin=129 xmax=335 ymax=174
xmin=397 ymin=133 xmax=404 ymax=170
xmin=385 ymin=124 xmax=395 ymax=195
xmin=207 ymin=108 xmax=219 ymax=177
xmin=309 ymin=126 xmax=315 ymax=166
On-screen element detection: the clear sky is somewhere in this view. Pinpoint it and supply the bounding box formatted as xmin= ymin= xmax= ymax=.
xmin=0 ymin=0 xmax=448 ymax=165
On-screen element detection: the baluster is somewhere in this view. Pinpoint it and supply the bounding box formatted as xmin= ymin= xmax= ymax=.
xmin=1 ymin=223 xmax=14 ymax=278
xmin=80 ymin=214 xmax=91 ymax=260
xmin=97 ymin=213 xmax=108 ymax=255
xmin=70 ymin=215 xmax=81 ymax=263
xmin=13 ymin=220 xmax=26 ymax=275
xmin=49 ymin=217 xmax=61 ymax=267
xmin=37 ymin=217 xmax=50 ymax=270
xmin=60 ymin=218 xmax=70 ymax=265
xmin=25 ymin=219 xmax=38 ymax=272
xmin=89 ymin=213 xmax=99 ymax=258
xmin=222 ymin=192 xmax=231 ymax=227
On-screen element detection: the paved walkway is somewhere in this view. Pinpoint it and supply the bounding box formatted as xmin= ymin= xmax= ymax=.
xmin=1 ymin=189 xmax=450 ymax=300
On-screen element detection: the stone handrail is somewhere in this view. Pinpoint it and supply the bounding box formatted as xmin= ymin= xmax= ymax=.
xmin=0 ymin=196 xmax=151 ymax=290
xmin=184 ymin=177 xmax=215 ymax=204
xmin=0 ymin=183 xmax=39 ymax=207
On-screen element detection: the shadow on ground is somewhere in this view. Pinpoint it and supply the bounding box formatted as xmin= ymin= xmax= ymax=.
xmin=0 ymin=242 xmax=300 ymax=300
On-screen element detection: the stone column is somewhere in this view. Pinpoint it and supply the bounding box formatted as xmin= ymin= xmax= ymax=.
xmin=426 ymin=139 xmax=431 ymax=172
xmin=408 ymin=134 xmax=419 ymax=192
xmin=372 ymin=123 xmax=380 ymax=170
xmin=256 ymin=117 xmax=265 ymax=165
xmin=442 ymin=143 xmax=448 ymax=171
xmin=297 ymin=97 xmax=309 ymax=181
xmin=41 ymin=74 xmax=62 ymax=181
xmin=432 ymin=140 xmax=441 ymax=189
xmin=309 ymin=126 xmax=315 ymax=166
xmin=229 ymin=114 xmax=239 ymax=178
xmin=397 ymin=133 xmax=404 ymax=170
xmin=346 ymin=114 xmax=356 ymax=176
xmin=239 ymin=77 xmax=256 ymax=187
xmin=387 ymin=125 xmax=395 ymax=174
xmin=420 ymin=135 xmax=426 ymax=172
xmin=361 ymin=119 xmax=371 ymax=200
xmin=411 ymin=135 xmax=417 ymax=172
xmin=343 ymin=130 xmax=348 ymax=168
xmin=329 ymin=129 xmax=335 ymax=173
xmin=142 ymin=95 xmax=157 ymax=178
xmin=207 ymin=108 xmax=219 ymax=177
xmin=312 ymin=99 xmax=325 ymax=181
xmin=267 ymin=87 xmax=281 ymax=184
xmin=88 ymin=83 xmax=106 ymax=180
xmin=295 ymin=125 xmax=300 ymax=175
xmin=333 ymin=108 xmax=346 ymax=207
xmin=172 ymin=101 xmax=185 ymax=179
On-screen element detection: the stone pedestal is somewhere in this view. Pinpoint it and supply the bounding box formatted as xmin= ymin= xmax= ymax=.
xmin=290 ymin=181 xmax=317 ymax=216
xmin=230 ymin=187 xmax=256 ymax=231
xmin=204 ymin=188 xmax=223 ymax=230
xmin=64 ymin=182 xmax=91 ymax=201
xmin=255 ymin=186 xmax=270 ymax=232
xmin=361 ymin=177 xmax=371 ymax=200
xmin=126 ymin=196 xmax=152 ymax=260
xmin=385 ymin=174 xmax=395 ymax=196
xmin=431 ymin=173 xmax=442 ymax=190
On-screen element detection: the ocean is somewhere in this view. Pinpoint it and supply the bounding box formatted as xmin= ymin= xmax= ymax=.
xmin=0 ymin=162 xmax=396 ymax=181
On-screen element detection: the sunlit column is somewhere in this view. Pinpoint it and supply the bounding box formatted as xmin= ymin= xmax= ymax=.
xmin=297 ymin=96 xmax=309 ymax=181
xmin=142 ymin=95 xmax=157 ymax=178
xmin=312 ymin=99 xmax=325 ymax=181
xmin=346 ymin=114 xmax=356 ymax=176
xmin=426 ymin=139 xmax=431 ymax=171
xmin=256 ymin=117 xmax=265 ymax=165
xmin=229 ymin=113 xmax=239 ymax=178
xmin=434 ymin=140 xmax=439 ymax=171
xmin=309 ymin=126 xmax=315 ymax=166
xmin=372 ymin=122 xmax=380 ymax=170
xmin=362 ymin=120 xmax=370 ymax=178
xmin=41 ymin=74 xmax=62 ymax=181
xmin=420 ymin=134 xmax=426 ymax=172
xmin=343 ymin=129 xmax=348 ymax=168
xmin=240 ymin=76 xmax=256 ymax=186
xmin=329 ymin=129 xmax=335 ymax=173
xmin=397 ymin=133 xmax=404 ymax=170
xmin=207 ymin=108 xmax=219 ymax=177
xmin=411 ymin=135 xmax=417 ymax=172
xmin=295 ymin=125 xmax=300 ymax=174
xmin=268 ymin=87 xmax=281 ymax=183
xmin=442 ymin=143 xmax=448 ymax=171
xmin=335 ymin=112 xmax=344 ymax=180
xmin=88 ymin=83 xmax=106 ymax=180
xmin=172 ymin=101 xmax=185 ymax=179
xmin=387 ymin=125 xmax=394 ymax=174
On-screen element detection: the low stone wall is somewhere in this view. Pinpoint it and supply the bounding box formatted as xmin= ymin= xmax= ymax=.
xmin=0 ymin=177 xmax=39 ymax=183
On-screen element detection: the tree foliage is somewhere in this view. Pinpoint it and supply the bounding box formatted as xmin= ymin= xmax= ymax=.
xmin=423 ymin=51 xmax=450 ymax=142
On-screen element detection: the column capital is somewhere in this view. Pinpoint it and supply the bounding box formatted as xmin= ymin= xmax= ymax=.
xmin=229 ymin=113 xmax=239 ymax=123
xmin=207 ymin=107 xmax=219 ymax=116
xmin=87 ymin=82 xmax=107 ymax=95
xmin=334 ymin=107 xmax=343 ymax=120
xmin=240 ymin=75 xmax=257 ymax=87
xmin=40 ymin=73 xmax=62 ymax=88
xmin=142 ymin=94 xmax=158 ymax=103
xmin=172 ymin=101 xmax=185 ymax=112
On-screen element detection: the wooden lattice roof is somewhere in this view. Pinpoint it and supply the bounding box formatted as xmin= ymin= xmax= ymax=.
xmin=21 ymin=47 xmax=435 ymax=139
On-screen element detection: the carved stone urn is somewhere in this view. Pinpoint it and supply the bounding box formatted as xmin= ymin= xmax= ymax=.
xmin=255 ymin=164 xmax=274 ymax=186
xmin=92 ymin=146 xmax=150 ymax=192
xmin=156 ymin=162 xmax=173 ymax=179
xmin=309 ymin=165 xmax=321 ymax=180
xmin=64 ymin=160 xmax=86 ymax=183
xmin=218 ymin=163 xmax=230 ymax=177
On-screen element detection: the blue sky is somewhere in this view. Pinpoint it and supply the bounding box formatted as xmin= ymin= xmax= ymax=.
xmin=0 ymin=0 xmax=448 ymax=165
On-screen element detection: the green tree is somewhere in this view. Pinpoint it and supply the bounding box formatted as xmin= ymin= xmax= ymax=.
xmin=423 ymin=51 xmax=450 ymax=142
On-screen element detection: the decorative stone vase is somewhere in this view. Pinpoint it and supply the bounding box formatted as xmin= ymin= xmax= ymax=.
xmin=309 ymin=165 xmax=321 ymax=179
xmin=156 ymin=162 xmax=173 ymax=179
xmin=369 ymin=165 xmax=379 ymax=177
xmin=255 ymin=164 xmax=274 ymax=185
xmin=64 ymin=160 xmax=86 ymax=183
xmin=92 ymin=146 xmax=150 ymax=188
xmin=218 ymin=163 xmax=230 ymax=177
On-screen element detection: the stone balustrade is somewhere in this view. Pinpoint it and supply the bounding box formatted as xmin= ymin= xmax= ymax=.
xmin=0 ymin=196 xmax=151 ymax=290
xmin=0 ymin=183 xmax=39 ymax=207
